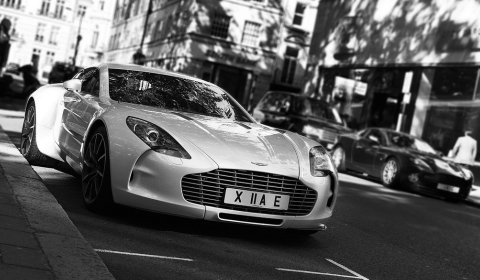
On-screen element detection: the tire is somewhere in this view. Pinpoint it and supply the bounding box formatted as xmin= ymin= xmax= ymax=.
xmin=20 ymin=102 xmax=59 ymax=167
xmin=82 ymin=126 xmax=113 ymax=213
xmin=331 ymin=145 xmax=346 ymax=172
xmin=381 ymin=157 xmax=401 ymax=188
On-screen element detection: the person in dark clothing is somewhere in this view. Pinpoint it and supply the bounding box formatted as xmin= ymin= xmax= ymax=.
xmin=18 ymin=64 xmax=41 ymax=97
xmin=132 ymin=49 xmax=145 ymax=65
xmin=0 ymin=18 xmax=11 ymax=71
xmin=0 ymin=18 xmax=11 ymax=96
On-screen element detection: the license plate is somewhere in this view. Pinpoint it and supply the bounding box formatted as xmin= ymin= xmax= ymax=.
xmin=224 ymin=188 xmax=290 ymax=210
xmin=437 ymin=183 xmax=460 ymax=193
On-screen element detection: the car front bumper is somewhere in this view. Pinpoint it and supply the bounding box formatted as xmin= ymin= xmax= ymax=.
xmin=112 ymin=149 xmax=336 ymax=230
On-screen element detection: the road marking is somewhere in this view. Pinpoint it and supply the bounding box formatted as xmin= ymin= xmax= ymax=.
xmin=94 ymin=249 xmax=194 ymax=261
xmin=277 ymin=259 xmax=368 ymax=279
xmin=326 ymin=259 xmax=368 ymax=280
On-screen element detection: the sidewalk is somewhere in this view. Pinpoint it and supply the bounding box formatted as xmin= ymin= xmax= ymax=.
xmin=0 ymin=99 xmax=114 ymax=279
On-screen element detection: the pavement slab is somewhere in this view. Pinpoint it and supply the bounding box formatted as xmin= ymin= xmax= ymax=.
xmin=0 ymin=125 xmax=115 ymax=279
xmin=0 ymin=244 xmax=51 ymax=270
xmin=0 ymin=263 xmax=55 ymax=280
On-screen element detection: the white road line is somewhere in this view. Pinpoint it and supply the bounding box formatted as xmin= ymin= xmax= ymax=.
xmin=326 ymin=259 xmax=369 ymax=280
xmin=94 ymin=249 xmax=194 ymax=261
xmin=276 ymin=259 xmax=369 ymax=280
xmin=276 ymin=268 xmax=362 ymax=279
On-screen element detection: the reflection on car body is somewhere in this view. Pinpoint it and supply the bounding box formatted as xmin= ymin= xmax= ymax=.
xmin=331 ymin=127 xmax=473 ymax=201
xmin=253 ymin=91 xmax=352 ymax=150
xmin=20 ymin=63 xmax=339 ymax=234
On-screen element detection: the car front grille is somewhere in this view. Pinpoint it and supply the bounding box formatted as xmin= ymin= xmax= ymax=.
xmin=181 ymin=169 xmax=317 ymax=216
xmin=423 ymin=174 xmax=468 ymax=187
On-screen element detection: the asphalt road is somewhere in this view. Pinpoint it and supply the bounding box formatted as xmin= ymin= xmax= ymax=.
xmin=1 ymin=113 xmax=479 ymax=280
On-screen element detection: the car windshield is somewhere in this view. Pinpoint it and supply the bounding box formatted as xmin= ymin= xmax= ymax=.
xmin=295 ymin=98 xmax=343 ymax=125
xmin=108 ymin=69 xmax=252 ymax=122
xmin=386 ymin=131 xmax=437 ymax=154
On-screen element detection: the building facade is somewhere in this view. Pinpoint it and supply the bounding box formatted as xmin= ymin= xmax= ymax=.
xmin=306 ymin=0 xmax=480 ymax=158
xmin=0 ymin=0 xmax=115 ymax=81
xmin=106 ymin=0 xmax=317 ymax=110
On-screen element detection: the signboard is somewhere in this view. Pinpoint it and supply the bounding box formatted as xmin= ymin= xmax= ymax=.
xmin=402 ymin=71 xmax=413 ymax=93
xmin=334 ymin=76 xmax=368 ymax=96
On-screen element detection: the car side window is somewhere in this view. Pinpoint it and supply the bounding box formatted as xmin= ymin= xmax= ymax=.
xmin=365 ymin=129 xmax=385 ymax=145
xmin=258 ymin=93 xmax=291 ymax=113
xmin=78 ymin=68 xmax=100 ymax=96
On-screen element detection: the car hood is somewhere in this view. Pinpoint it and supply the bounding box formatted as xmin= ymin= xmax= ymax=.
xmin=386 ymin=147 xmax=464 ymax=177
xmin=304 ymin=117 xmax=352 ymax=133
xmin=119 ymin=104 xmax=300 ymax=178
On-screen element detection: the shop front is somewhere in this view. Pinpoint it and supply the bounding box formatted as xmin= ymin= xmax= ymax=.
xmin=316 ymin=65 xmax=480 ymax=159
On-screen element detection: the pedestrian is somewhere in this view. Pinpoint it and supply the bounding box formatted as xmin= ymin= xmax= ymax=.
xmin=132 ymin=49 xmax=145 ymax=65
xmin=0 ymin=18 xmax=11 ymax=95
xmin=451 ymin=129 xmax=477 ymax=168
xmin=0 ymin=18 xmax=11 ymax=74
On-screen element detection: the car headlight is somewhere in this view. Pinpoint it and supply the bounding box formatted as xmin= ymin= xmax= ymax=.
xmin=126 ymin=117 xmax=191 ymax=159
xmin=460 ymin=167 xmax=473 ymax=180
xmin=309 ymin=146 xmax=336 ymax=177
xmin=410 ymin=157 xmax=433 ymax=172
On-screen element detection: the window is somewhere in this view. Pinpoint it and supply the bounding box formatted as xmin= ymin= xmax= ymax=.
xmin=91 ymin=31 xmax=99 ymax=48
xmin=211 ymin=13 xmax=230 ymax=39
xmin=0 ymin=0 xmax=21 ymax=9
xmin=48 ymin=26 xmax=59 ymax=45
xmin=364 ymin=129 xmax=385 ymax=145
xmin=154 ymin=20 xmax=163 ymax=39
xmin=79 ymin=68 xmax=100 ymax=96
xmin=281 ymin=47 xmax=299 ymax=84
xmin=40 ymin=0 xmax=50 ymax=15
xmin=293 ymin=2 xmax=306 ymax=26
xmin=35 ymin=23 xmax=46 ymax=42
xmin=46 ymin=51 xmax=55 ymax=65
xmin=54 ymin=0 xmax=65 ymax=19
xmin=31 ymin=48 xmax=41 ymax=69
xmin=108 ymin=69 xmax=252 ymax=122
xmin=78 ymin=5 xmax=86 ymax=17
xmin=241 ymin=21 xmax=261 ymax=47
xmin=258 ymin=93 xmax=292 ymax=113
xmin=133 ymin=0 xmax=140 ymax=16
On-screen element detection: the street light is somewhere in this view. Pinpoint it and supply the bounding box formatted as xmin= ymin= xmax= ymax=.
xmin=72 ymin=9 xmax=85 ymax=68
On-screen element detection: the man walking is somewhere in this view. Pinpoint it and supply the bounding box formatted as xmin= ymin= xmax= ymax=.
xmin=452 ymin=129 xmax=477 ymax=167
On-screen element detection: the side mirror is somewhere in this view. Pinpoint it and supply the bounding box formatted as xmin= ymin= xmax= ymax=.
xmin=63 ymin=79 xmax=81 ymax=92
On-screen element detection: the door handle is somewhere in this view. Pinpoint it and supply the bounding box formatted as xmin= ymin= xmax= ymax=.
xmin=64 ymin=97 xmax=80 ymax=103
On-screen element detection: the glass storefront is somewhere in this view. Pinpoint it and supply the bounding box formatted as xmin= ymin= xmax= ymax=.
xmin=317 ymin=66 xmax=480 ymax=160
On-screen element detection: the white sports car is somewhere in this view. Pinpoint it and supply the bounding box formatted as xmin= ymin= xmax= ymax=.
xmin=21 ymin=63 xmax=338 ymax=233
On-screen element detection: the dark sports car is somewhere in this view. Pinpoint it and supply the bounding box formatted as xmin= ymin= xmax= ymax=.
xmin=331 ymin=127 xmax=473 ymax=201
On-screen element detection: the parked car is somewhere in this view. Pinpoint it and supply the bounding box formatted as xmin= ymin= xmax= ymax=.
xmin=48 ymin=62 xmax=83 ymax=84
xmin=5 ymin=62 xmax=20 ymax=75
xmin=20 ymin=63 xmax=338 ymax=234
xmin=253 ymin=91 xmax=352 ymax=150
xmin=331 ymin=127 xmax=473 ymax=201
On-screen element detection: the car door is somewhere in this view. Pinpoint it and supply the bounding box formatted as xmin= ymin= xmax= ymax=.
xmin=351 ymin=129 xmax=384 ymax=174
xmin=253 ymin=92 xmax=291 ymax=129
xmin=59 ymin=68 xmax=100 ymax=162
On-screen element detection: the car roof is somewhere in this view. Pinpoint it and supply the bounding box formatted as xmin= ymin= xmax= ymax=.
xmin=97 ymin=63 xmax=213 ymax=86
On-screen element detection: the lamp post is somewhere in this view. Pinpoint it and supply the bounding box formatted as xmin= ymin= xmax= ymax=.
xmin=72 ymin=10 xmax=85 ymax=68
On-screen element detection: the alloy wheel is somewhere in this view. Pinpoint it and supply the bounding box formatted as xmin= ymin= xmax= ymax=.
xmin=83 ymin=133 xmax=107 ymax=203
xmin=383 ymin=160 xmax=397 ymax=184
xmin=20 ymin=105 xmax=35 ymax=155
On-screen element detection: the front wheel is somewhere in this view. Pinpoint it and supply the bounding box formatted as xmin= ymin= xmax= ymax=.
xmin=20 ymin=102 xmax=58 ymax=167
xmin=381 ymin=158 xmax=401 ymax=188
xmin=82 ymin=126 xmax=113 ymax=212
